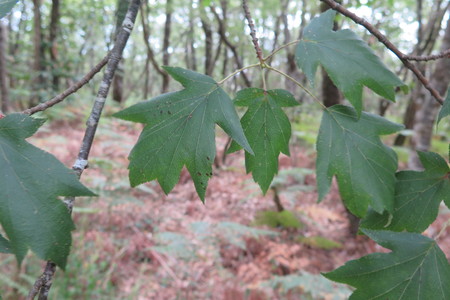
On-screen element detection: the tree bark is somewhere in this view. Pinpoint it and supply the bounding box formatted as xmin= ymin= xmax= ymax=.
xmin=161 ymin=0 xmax=173 ymax=93
xmin=49 ymin=0 xmax=60 ymax=91
xmin=185 ymin=0 xmax=197 ymax=71
xmin=0 ymin=21 xmax=10 ymax=113
xmin=409 ymin=12 xmax=450 ymax=169
xmin=320 ymin=1 xmax=342 ymax=107
xmin=140 ymin=0 xmax=166 ymax=98
xmin=201 ymin=9 xmax=213 ymax=76
xmin=394 ymin=1 xmax=448 ymax=146
xmin=31 ymin=0 xmax=46 ymax=106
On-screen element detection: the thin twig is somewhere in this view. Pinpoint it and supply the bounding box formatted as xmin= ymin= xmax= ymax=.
xmin=320 ymin=0 xmax=444 ymax=105
xmin=264 ymin=40 xmax=300 ymax=61
xmin=242 ymin=0 xmax=264 ymax=64
xmin=404 ymin=49 xmax=450 ymax=61
xmin=27 ymin=1 xmax=142 ymax=299
xmin=217 ymin=63 xmax=260 ymax=85
xmin=23 ymin=54 xmax=110 ymax=115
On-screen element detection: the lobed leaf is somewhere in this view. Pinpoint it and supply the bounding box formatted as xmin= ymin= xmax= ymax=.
xmin=361 ymin=151 xmax=450 ymax=232
xmin=296 ymin=10 xmax=404 ymax=114
xmin=324 ymin=229 xmax=450 ymax=300
xmin=316 ymin=105 xmax=403 ymax=217
xmin=437 ymin=87 xmax=450 ymax=125
xmin=0 ymin=114 xmax=95 ymax=269
xmin=114 ymin=67 xmax=252 ymax=200
xmin=228 ymin=88 xmax=298 ymax=193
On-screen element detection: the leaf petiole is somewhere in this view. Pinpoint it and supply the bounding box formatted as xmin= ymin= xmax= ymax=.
xmin=265 ymin=65 xmax=326 ymax=109
xmin=264 ymin=40 xmax=300 ymax=61
xmin=217 ymin=63 xmax=260 ymax=85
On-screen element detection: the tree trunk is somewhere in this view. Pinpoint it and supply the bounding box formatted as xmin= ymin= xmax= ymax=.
xmin=140 ymin=1 xmax=165 ymax=98
xmin=161 ymin=0 xmax=173 ymax=93
xmin=409 ymin=12 xmax=450 ymax=169
xmin=320 ymin=1 xmax=342 ymax=107
xmin=31 ymin=0 xmax=45 ymax=106
xmin=112 ymin=0 xmax=130 ymax=103
xmin=212 ymin=3 xmax=251 ymax=87
xmin=201 ymin=10 xmax=213 ymax=76
xmin=0 ymin=21 xmax=10 ymax=113
xmin=394 ymin=1 xmax=448 ymax=146
xmin=49 ymin=0 xmax=60 ymax=91
xmin=113 ymin=63 xmax=124 ymax=103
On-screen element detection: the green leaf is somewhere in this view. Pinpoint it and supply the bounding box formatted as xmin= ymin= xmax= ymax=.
xmin=0 ymin=114 xmax=95 ymax=269
xmin=437 ymin=87 xmax=450 ymax=125
xmin=324 ymin=229 xmax=450 ymax=300
xmin=114 ymin=67 xmax=252 ymax=200
xmin=0 ymin=0 xmax=18 ymax=19
xmin=316 ymin=105 xmax=403 ymax=217
xmin=296 ymin=10 xmax=404 ymax=114
xmin=0 ymin=233 xmax=11 ymax=253
xmin=228 ymin=88 xmax=298 ymax=193
xmin=361 ymin=151 xmax=450 ymax=232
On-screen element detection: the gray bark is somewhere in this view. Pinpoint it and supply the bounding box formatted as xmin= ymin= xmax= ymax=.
xmin=409 ymin=12 xmax=450 ymax=169
xmin=0 ymin=21 xmax=10 ymax=113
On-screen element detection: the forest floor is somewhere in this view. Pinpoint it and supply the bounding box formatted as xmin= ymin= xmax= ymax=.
xmin=5 ymin=114 xmax=449 ymax=300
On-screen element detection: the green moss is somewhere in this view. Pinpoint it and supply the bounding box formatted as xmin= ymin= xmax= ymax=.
xmin=298 ymin=236 xmax=342 ymax=250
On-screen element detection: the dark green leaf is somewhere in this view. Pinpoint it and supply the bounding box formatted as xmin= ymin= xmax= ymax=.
xmin=228 ymin=88 xmax=298 ymax=193
xmin=361 ymin=151 xmax=450 ymax=232
xmin=437 ymin=87 xmax=450 ymax=125
xmin=0 ymin=114 xmax=95 ymax=269
xmin=324 ymin=229 xmax=450 ymax=300
xmin=316 ymin=105 xmax=403 ymax=217
xmin=0 ymin=233 xmax=11 ymax=253
xmin=114 ymin=67 xmax=252 ymax=200
xmin=0 ymin=0 xmax=17 ymax=19
xmin=296 ymin=10 xmax=404 ymax=114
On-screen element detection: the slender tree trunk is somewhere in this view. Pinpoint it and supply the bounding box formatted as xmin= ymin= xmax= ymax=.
xmin=394 ymin=1 xmax=448 ymax=146
xmin=410 ymin=12 xmax=450 ymax=169
xmin=113 ymin=63 xmax=125 ymax=102
xmin=201 ymin=10 xmax=213 ymax=76
xmin=31 ymin=0 xmax=45 ymax=106
xmin=140 ymin=0 xmax=165 ymax=97
xmin=185 ymin=0 xmax=197 ymax=71
xmin=112 ymin=0 xmax=130 ymax=103
xmin=212 ymin=2 xmax=251 ymax=87
xmin=161 ymin=0 xmax=173 ymax=93
xmin=0 ymin=21 xmax=10 ymax=112
xmin=49 ymin=0 xmax=60 ymax=91
xmin=320 ymin=1 xmax=342 ymax=107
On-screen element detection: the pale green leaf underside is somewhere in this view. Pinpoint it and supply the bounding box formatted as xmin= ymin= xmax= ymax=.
xmin=228 ymin=88 xmax=298 ymax=194
xmin=361 ymin=151 xmax=450 ymax=232
xmin=0 ymin=114 xmax=95 ymax=269
xmin=316 ymin=105 xmax=403 ymax=217
xmin=437 ymin=87 xmax=450 ymax=125
xmin=296 ymin=10 xmax=404 ymax=114
xmin=114 ymin=67 xmax=252 ymax=200
xmin=0 ymin=0 xmax=18 ymax=19
xmin=324 ymin=229 xmax=450 ymax=300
